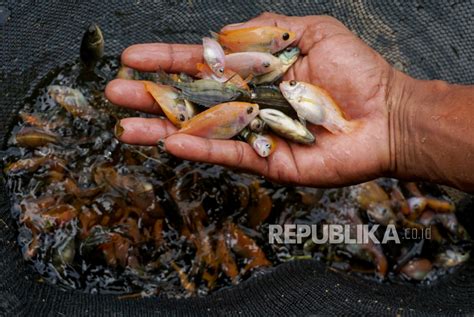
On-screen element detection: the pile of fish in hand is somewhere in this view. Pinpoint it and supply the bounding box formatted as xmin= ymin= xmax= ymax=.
xmin=141 ymin=26 xmax=355 ymax=157
xmin=0 ymin=23 xmax=471 ymax=299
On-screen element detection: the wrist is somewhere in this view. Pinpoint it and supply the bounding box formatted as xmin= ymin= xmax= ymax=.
xmin=387 ymin=70 xmax=450 ymax=182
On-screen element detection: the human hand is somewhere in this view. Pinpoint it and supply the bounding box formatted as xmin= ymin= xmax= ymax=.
xmin=105 ymin=12 xmax=403 ymax=187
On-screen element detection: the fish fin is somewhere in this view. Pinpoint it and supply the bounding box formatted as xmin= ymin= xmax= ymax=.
xmin=223 ymin=72 xmax=237 ymax=84
xmin=210 ymin=31 xmax=220 ymax=40
xmin=244 ymin=74 xmax=254 ymax=83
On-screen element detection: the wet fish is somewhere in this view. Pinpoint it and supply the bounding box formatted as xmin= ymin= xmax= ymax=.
xmin=248 ymin=117 xmax=266 ymax=133
xmin=80 ymin=23 xmax=104 ymax=68
xmin=116 ymin=65 xmax=138 ymax=80
xmin=158 ymin=71 xmax=248 ymax=107
xmin=48 ymin=85 xmax=99 ymax=120
xmin=259 ymin=108 xmax=314 ymax=144
xmin=213 ymin=26 xmax=296 ymax=53
xmin=178 ymin=102 xmax=259 ymax=139
xmin=241 ymin=85 xmax=297 ymax=117
xmin=195 ymin=63 xmax=249 ymax=90
xmin=400 ymin=258 xmax=432 ymax=281
xmin=203 ymin=37 xmax=226 ymax=77
xmin=434 ymin=248 xmax=470 ymax=268
xmin=280 ymin=80 xmax=356 ymax=134
xmin=366 ymin=201 xmax=397 ymax=226
xmin=240 ymin=129 xmax=276 ymax=158
xmin=15 ymin=127 xmax=58 ymax=148
xmin=252 ymin=47 xmax=300 ymax=85
xmin=143 ymin=81 xmax=196 ymax=127
xmin=225 ymin=52 xmax=280 ymax=78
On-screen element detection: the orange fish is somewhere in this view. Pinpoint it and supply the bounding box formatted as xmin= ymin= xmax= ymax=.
xmin=195 ymin=63 xmax=249 ymax=90
xmin=178 ymin=102 xmax=259 ymax=139
xmin=213 ymin=26 xmax=296 ymax=53
xmin=143 ymin=81 xmax=197 ymax=127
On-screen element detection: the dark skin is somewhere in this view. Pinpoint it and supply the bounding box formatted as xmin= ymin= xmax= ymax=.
xmin=105 ymin=13 xmax=474 ymax=191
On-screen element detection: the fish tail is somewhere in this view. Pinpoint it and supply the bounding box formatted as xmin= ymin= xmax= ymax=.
xmin=210 ymin=31 xmax=220 ymax=41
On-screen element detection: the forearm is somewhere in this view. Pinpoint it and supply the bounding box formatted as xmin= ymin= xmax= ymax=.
xmin=389 ymin=71 xmax=474 ymax=192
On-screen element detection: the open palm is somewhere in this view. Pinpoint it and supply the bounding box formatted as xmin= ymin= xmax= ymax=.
xmin=105 ymin=13 xmax=396 ymax=187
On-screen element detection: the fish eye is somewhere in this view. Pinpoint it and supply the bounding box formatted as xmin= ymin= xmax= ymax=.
xmin=246 ymin=107 xmax=254 ymax=114
xmin=282 ymin=32 xmax=290 ymax=41
xmin=263 ymin=61 xmax=270 ymax=68
xmin=178 ymin=114 xmax=186 ymax=121
xmin=218 ymin=68 xmax=224 ymax=73
xmin=289 ymin=80 xmax=297 ymax=86
xmin=265 ymin=144 xmax=271 ymax=149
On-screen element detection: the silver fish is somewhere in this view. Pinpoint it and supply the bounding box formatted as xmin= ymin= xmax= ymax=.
xmin=259 ymin=108 xmax=315 ymax=144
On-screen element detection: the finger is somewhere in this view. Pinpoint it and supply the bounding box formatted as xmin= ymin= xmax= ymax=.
xmin=164 ymin=134 xmax=269 ymax=174
xmin=116 ymin=118 xmax=177 ymax=145
xmin=122 ymin=43 xmax=203 ymax=74
xmin=105 ymin=79 xmax=163 ymax=115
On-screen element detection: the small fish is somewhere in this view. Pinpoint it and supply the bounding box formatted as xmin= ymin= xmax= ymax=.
xmin=116 ymin=65 xmax=138 ymax=80
xmin=216 ymin=232 xmax=239 ymax=284
xmin=48 ymin=85 xmax=99 ymax=120
xmin=225 ymin=52 xmax=280 ymax=78
xmin=143 ymin=81 xmax=196 ymax=127
xmin=178 ymin=102 xmax=259 ymax=139
xmin=259 ymin=108 xmax=314 ymax=144
xmin=80 ymin=23 xmax=104 ymax=68
xmin=241 ymin=85 xmax=297 ymax=117
xmin=400 ymin=258 xmax=432 ymax=281
xmin=434 ymin=248 xmax=470 ymax=268
xmin=252 ymin=47 xmax=300 ymax=85
xmin=355 ymin=181 xmax=390 ymax=210
xmin=366 ymin=201 xmax=397 ymax=226
xmin=248 ymin=117 xmax=266 ymax=133
xmin=280 ymin=80 xmax=355 ymax=134
xmin=195 ymin=63 xmax=249 ymax=90
xmin=158 ymin=71 xmax=248 ymax=107
xmin=241 ymin=129 xmax=276 ymax=158
xmin=202 ymin=37 xmax=226 ymax=77
xmin=15 ymin=127 xmax=59 ymax=148
xmin=4 ymin=156 xmax=48 ymax=175
xmin=225 ymin=222 xmax=271 ymax=273
xmin=213 ymin=26 xmax=296 ymax=53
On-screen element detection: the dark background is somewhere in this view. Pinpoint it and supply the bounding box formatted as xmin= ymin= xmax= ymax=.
xmin=0 ymin=1 xmax=473 ymax=315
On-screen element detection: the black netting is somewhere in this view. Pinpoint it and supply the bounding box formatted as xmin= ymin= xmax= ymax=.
xmin=1 ymin=0 xmax=474 ymax=315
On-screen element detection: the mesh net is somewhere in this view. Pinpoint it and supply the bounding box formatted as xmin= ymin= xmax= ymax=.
xmin=1 ymin=0 xmax=474 ymax=315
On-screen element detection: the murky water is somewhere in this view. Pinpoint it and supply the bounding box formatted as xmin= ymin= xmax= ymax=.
xmin=1 ymin=58 xmax=471 ymax=298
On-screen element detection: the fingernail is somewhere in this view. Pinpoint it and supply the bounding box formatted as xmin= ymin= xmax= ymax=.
xmin=114 ymin=121 xmax=124 ymax=138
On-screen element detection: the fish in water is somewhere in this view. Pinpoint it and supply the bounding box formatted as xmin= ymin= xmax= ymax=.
xmin=280 ymin=80 xmax=356 ymax=134
xmin=178 ymin=102 xmax=259 ymax=139
xmin=259 ymin=108 xmax=314 ymax=144
xmin=213 ymin=26 xmax=296 ymax=53
xmin=80 ymin=23 xmax=104 ymax=69
xmin=48 ymin=85 xmax=99 ymax=120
